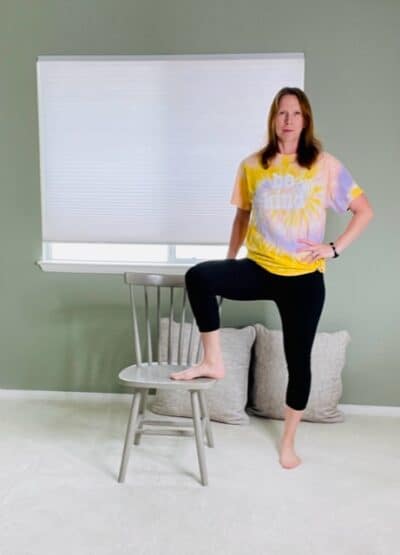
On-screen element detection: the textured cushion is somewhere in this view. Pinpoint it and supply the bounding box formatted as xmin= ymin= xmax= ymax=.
xmin=248 ymin=324 xmax=350 ymax=423
xmin=150 ymin=319 xmax=256 ymax=425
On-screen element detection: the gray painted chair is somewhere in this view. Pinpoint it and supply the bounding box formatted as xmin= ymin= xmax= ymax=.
xmin=118 ymin=272 xmax=220 ymax=486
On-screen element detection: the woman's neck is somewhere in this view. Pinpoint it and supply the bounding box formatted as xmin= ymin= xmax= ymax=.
xmin=278 ymin=140 xmax=298 ymax=155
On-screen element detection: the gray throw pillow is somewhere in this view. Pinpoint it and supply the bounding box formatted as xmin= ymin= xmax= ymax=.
xmin=150 ymin=319 xmax=256 ymax=425
xmin=248 ymin=324 xmax=350 ymax=423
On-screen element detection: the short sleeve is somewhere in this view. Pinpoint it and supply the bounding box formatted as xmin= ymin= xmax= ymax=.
xmin=326 ymin=154 xmax=364 ymax=213
xmin=230 ymin=161 xmax=251 ymax=210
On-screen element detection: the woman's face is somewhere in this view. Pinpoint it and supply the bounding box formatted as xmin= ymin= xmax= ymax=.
xmin=275 ymin=95 xmax=305 ymax=145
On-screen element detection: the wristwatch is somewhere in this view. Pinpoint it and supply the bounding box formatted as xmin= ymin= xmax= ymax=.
xmin=329 ymin=242 xmax=339 ymax=258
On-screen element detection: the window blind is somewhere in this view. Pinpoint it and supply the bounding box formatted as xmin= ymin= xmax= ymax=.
xmin=37 ymin=54 xmax=304 ymax=245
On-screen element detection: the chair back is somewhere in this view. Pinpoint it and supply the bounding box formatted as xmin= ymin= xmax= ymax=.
xmin=124 ymin=272 xmax=222 ymax=367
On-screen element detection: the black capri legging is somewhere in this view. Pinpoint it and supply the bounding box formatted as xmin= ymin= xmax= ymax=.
xmin=185 ymin=258 xmax=325 ymax=411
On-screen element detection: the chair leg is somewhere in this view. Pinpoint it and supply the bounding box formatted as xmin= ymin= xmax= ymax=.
xmin=134 ymin=388 xmax=148 ymax=445
xmin=190 ymin=391 xmax=208 ymax=486
xmin=199 ymin=391 xmax=214 ymax=448
xmin=118 ymin=391 xmax=142 ymax=483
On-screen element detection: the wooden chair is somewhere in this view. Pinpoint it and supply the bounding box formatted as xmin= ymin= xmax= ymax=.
xmin=118 ymin=272 xmax=220 ymax=486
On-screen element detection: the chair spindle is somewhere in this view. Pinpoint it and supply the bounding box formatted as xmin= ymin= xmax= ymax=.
xmin=129 ymin=284 xmax=142 ymax=365
xmin=144 ymin=286 xmax=153 ymax=364
xmin=178 ymin=289 xmax=187 ymax=365
xmin=168 ymin=287 xmax=174 ymax=364
xmin=156 ymin=286 xmax=161 ymax=363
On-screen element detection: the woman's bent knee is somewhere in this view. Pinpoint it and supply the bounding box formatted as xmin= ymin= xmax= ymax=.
xmin=185 ymin=260 xmax=228 ymax=291
xmin=185 ymin=262 xmax=209 ymax=290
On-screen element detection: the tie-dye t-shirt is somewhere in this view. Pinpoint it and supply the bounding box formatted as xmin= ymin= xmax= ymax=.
xmin=231 ymin=151 xmax=364 ymax=276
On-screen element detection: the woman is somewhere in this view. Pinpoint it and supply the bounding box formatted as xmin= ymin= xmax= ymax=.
xmin=171 ymin=87 xmax=374 ymax=469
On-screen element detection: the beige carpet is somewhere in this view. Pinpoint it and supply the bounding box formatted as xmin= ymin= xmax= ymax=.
xmin=0 ymin=391 xmax=398 ymax=555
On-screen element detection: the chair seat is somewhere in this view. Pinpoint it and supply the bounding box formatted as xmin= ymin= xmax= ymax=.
xmin=118 ymin=363 xmax=216 ymax=390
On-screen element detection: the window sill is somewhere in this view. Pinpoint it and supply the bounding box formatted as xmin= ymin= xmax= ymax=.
xmin=37 ymin=260 xmax=191 ymax=275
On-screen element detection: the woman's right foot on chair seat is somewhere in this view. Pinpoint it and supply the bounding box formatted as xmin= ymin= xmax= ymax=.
xmin=170 ymin=361 xmax=225 ymax=380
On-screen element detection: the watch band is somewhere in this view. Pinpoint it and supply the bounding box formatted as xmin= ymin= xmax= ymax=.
xmin=329 ymin=242 xmax=339 ymax=258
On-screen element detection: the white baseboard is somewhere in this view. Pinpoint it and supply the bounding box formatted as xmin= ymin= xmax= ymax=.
xmin=0 ymin=388 xmax=399 ymax=416
xmin=338 ymin=403 xmax=400 ymax=416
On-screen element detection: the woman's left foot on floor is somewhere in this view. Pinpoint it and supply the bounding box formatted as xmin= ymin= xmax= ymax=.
xmin=279 ymin=442 xmax=302 ymax=469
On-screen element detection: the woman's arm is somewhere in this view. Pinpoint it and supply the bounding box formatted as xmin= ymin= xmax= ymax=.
xmin=226 ymin=208 xmax=251 ymax=259
xmin=298 ymin=193 xmax=374 ymax=262
xmin=331 ymin=193 xmax=374 ymax=254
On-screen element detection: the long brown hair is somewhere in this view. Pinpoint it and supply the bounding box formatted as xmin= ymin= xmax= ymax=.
xmin=259 ymin=87 xmax=322 ymax=169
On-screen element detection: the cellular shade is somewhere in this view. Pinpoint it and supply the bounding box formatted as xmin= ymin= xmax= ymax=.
xmin=37 ymin=54 xmax=304 ymax=244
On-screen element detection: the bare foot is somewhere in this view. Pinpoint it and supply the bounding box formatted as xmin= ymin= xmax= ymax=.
xmin=279 ymin=442 xmax=302 ymax=469
xmin=170 ymin=361 xmax=225 ymax=380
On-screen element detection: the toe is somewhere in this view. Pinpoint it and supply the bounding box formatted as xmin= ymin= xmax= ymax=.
xmin=170 ymin=370 xmax=190 ymax=380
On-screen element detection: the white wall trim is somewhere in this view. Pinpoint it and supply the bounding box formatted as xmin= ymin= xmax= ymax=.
xmin=37 ymin=260 xmax=189 ymax=275
xmin=337 ymin=403 xmax=400 ymax=416
xmin=1 ymin=389 xmax=399 ymax=416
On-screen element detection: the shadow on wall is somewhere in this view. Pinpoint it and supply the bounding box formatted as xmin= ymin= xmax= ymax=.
xmin=55 ymin=304 xmax=133 ymax=393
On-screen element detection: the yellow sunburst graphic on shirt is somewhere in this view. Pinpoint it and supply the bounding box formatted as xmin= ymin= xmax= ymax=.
xmin=269 ymin=184 xmax=324 ymax=228
xmin=251 ymin=155 xmax=318 ymax=183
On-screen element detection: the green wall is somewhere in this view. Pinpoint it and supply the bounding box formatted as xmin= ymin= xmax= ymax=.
xmin=0 ymin=0 xmax=398 ymax=405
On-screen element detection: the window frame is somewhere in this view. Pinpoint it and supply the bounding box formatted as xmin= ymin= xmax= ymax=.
xmin=38 ymin=242 xmax=246 ymax=274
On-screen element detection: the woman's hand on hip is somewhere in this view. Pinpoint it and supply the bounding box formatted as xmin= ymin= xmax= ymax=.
xmin=297 ymin=239 xmax=334 ymax=263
